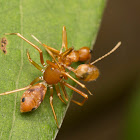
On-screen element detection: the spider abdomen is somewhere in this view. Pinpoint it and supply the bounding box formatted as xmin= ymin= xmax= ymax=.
xmin=20 ymin=83 xmax=47 ymax=112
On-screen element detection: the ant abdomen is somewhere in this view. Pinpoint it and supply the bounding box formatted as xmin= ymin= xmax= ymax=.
xmin=20 ymin=83 xmax=47 ymax=112
xmin=75 ymin=64 xmax=99 ymax=82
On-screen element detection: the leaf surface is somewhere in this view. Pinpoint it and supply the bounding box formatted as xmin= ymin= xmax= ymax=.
xmin=0 ymin=0 xmax=106 ymax=139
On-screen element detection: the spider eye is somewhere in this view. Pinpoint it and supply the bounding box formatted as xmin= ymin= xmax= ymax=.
xmin=22 ymin=97 xmax=25 ymax=102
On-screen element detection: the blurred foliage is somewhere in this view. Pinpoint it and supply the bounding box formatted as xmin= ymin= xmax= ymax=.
xmin=124 ymin=78 xmax=140 ymax=140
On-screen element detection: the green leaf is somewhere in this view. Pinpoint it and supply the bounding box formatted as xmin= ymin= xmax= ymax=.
xmin=0 ymin=0 xmax=106 ymax=139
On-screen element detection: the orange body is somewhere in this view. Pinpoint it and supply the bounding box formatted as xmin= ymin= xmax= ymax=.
xmin=43 ymin=65 xmax=63 ymax=85
xmin=20 ymin=83 xmax=47 ymax=112
xmin=78 ymin=47 xmax=91 ymax=61
xmin=67 ymin=50 xmax=79 ymax=63
xmin=59 ymin=47 xmax=91 ymax=66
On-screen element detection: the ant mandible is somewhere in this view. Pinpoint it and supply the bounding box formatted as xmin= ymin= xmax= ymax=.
xmin=0 ymin=26 xmax=121 ymax=128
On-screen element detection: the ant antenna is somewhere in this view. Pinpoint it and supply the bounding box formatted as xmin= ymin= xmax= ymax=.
xmin=91 ymin=42 xmax=121 ymax=65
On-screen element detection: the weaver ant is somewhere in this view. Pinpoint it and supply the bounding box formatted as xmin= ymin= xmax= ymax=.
xmin=0 ymin=26 xmax=121 ymax=128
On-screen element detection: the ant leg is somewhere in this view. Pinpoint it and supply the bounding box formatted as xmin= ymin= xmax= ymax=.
xmin=63 ymin=81 xmax=88 ymax=106
xmin=27 ymin=49 xmax=44 ymax=72
xmin=63 ymin=65 xmax=75 ymax=73
xmin=0 ymin=77 xmax=42 ymax=96
xmin=31 ymin=35 xmax=60 ymax=56
xmin=49 ymin=86 xmax=59 ymax=128
xmin=5 ymin=33 xmax=46 ymax=67
xmin=60 ymin=48 xmax=73 ymax=58
xmin=55 ymin=84 xmax=66 ymax=104
xmin=61 ymin=71 xmax=92 ymax=95
xmin=60 ymin=26 xmax=68 ymax=53
xmin=60 ymin=81 xmax=68 ymax=101
xmin=43 ymin=45 xmax=60 ymax=56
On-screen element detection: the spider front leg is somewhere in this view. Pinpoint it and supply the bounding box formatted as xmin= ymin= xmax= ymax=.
xmin=5 ymin=33 xmax=46 ymax=67
xmin=0 ymin=77 xmax=42 ymax=96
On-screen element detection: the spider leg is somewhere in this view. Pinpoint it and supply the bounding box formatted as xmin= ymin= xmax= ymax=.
xmin=63 ymin=81 xmax=88 ymax=106
xmin=5 ymin=33 xmax=46 ymax=67
xmin=61 ymin=71 xmax=92 ymax=95
xmin=60 ymin=81 xmax=68 ymax=101
xmin=27 ymin=49 xmax=44 ymax=72
xmin=28 ymin=35 xmax=62 ymax=69
xmin=55 ymin=84 xmax=66 ymax=104
xmin=0 ymin=77 xmax=42 ymax=96
xmin=49 ymin=86 xmax=59 ymax=128
xmin=31 ymin=35 xmax=60 ymax=56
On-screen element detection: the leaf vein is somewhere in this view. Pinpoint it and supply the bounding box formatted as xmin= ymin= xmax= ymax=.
xmin=9 ymin=0 xmax=24 ymax=139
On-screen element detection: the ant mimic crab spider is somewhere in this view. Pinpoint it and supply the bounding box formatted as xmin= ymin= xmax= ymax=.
xmin=0 ymin=26 xmax=121 ymax=128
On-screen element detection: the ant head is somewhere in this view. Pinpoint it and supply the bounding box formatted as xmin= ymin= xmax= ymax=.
xmin=75 ymin=64 xmax=99 ymax=82
xmin=75 ymin=42 xmax=121 ymax=82
xmin=78 ymin=47 xmax=91 ymax=62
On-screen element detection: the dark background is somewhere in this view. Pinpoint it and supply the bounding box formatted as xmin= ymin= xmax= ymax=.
xmin=57 ymin=0 xmax=140 ymax=140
